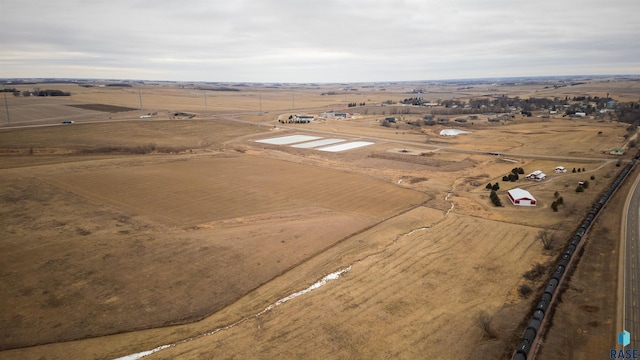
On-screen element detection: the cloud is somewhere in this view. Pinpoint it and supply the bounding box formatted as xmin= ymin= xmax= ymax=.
xmin=1 ymin=0 xmax=638 ymax=82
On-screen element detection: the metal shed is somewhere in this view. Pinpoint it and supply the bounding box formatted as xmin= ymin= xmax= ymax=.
xmin=507 ymin=188 xmax=537 ymax=206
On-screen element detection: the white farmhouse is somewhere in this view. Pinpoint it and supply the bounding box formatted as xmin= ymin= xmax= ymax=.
xmin=292 ymin=115 xmax=315 ymax=123
xmin=525 ymin=170 xmax=546 ymax=181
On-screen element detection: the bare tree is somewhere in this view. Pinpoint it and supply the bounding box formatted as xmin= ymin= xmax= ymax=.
xmin=475 ymin=311 xmax=497 ymax=339
xmin=537 ymin=229 xmax=555 ymax=250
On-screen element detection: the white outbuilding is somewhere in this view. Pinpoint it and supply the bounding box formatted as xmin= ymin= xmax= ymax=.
xmin=507 ymin=188 xmax=537 ymax=206
xmin=525 ymin=170 xmax=546 ymax=181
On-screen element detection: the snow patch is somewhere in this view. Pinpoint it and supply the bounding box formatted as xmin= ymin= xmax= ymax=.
xmin=439 ymin=129 xmax=471 ymax=136
xmin=113 ymin=267 xmax=352 ymax=359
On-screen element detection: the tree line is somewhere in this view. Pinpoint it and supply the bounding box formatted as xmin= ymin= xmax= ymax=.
xmin=13 ymin=89 xmax=71 ymax=97
xmin=398 ymin=94 xmax=621 ymax=117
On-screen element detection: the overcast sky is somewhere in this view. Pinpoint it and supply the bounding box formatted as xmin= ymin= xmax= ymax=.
xmin=1 ymin=0 xmax=638 ymax=83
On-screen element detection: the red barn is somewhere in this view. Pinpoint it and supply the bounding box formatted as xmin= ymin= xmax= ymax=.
xmin=507 ymin=188 xmax=537 ymax=206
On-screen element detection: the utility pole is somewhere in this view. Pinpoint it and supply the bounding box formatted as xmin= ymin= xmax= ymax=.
xmin=138 ymin=89 xmax=143 ymax=110
xmin=204 ymin=91 xmax=208 ymax=111
xmin=3 ymin=93 xmax=10 ymax=125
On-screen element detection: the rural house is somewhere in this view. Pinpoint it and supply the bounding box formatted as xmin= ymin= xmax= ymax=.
xmin=292 ymin=115 xmax=314 ymax=123
xmin=507 ymin=188 xmax=537 ymax=206
xmin=610 ymin=147 xmax=625 ymax=156
xmin=525 ymin=170 xmax=546 ymax=181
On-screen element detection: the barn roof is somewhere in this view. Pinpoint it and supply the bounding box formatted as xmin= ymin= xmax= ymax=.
xmin=508 ymin=188 xmax=536 ymax=201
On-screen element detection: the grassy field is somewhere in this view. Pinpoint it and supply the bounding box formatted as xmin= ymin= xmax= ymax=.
xmin=139 ymin=211 xmax=542 ymax=360
xmin=537 ymin=167 xmax=631 ymax=359
xmin=0 ymin=78 xmax=638 ymax=359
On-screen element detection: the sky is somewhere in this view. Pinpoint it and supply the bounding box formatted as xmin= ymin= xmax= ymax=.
xmin=0 ymin=0 xmax=639 ymax=83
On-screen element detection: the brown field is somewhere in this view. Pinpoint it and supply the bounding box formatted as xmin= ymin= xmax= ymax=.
xmin=0 ymin=78 xmax=638 ymax=360
xmin=1 ymin=152 xmax=426 ymax=348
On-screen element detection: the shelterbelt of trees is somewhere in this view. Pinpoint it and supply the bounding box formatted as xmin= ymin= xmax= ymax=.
xmin=398 ymin=94 xmax=640 ymax=120
xmin=3 ymin=88 xmax=71 ymax=97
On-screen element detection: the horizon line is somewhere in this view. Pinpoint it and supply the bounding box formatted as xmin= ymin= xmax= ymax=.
xmin=2 ymin=74 xmax=640 ymax=86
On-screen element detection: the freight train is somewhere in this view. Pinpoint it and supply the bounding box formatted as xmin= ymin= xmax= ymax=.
xmin=513 ymin=155 xmax=638 ymax=360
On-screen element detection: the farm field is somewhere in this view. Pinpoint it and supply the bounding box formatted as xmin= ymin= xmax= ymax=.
xmin=138 ymin=211 xmax=543 ymax=360
xmin=0 ymin=78 xmax=638 ymax=359
xmin=0 ymin=151 xmax=426 ymax=349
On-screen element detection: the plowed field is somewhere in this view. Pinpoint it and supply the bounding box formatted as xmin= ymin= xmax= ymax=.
xmin=0 ymin=152 xmax=427 ymax=350
xmin=44 ymin=154 xmax=424 ymax=226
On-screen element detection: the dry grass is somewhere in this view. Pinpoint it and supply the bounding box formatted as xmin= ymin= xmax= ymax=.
xmin=536 ymin=166 xmax=635 ymax=360
xmin=0 ymin=118 xmax=263 ymax=150
xmin=0 ymin=80 xmax=637 ymax=360
xmin=129 ymin=212 xmax=542 ymax=360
